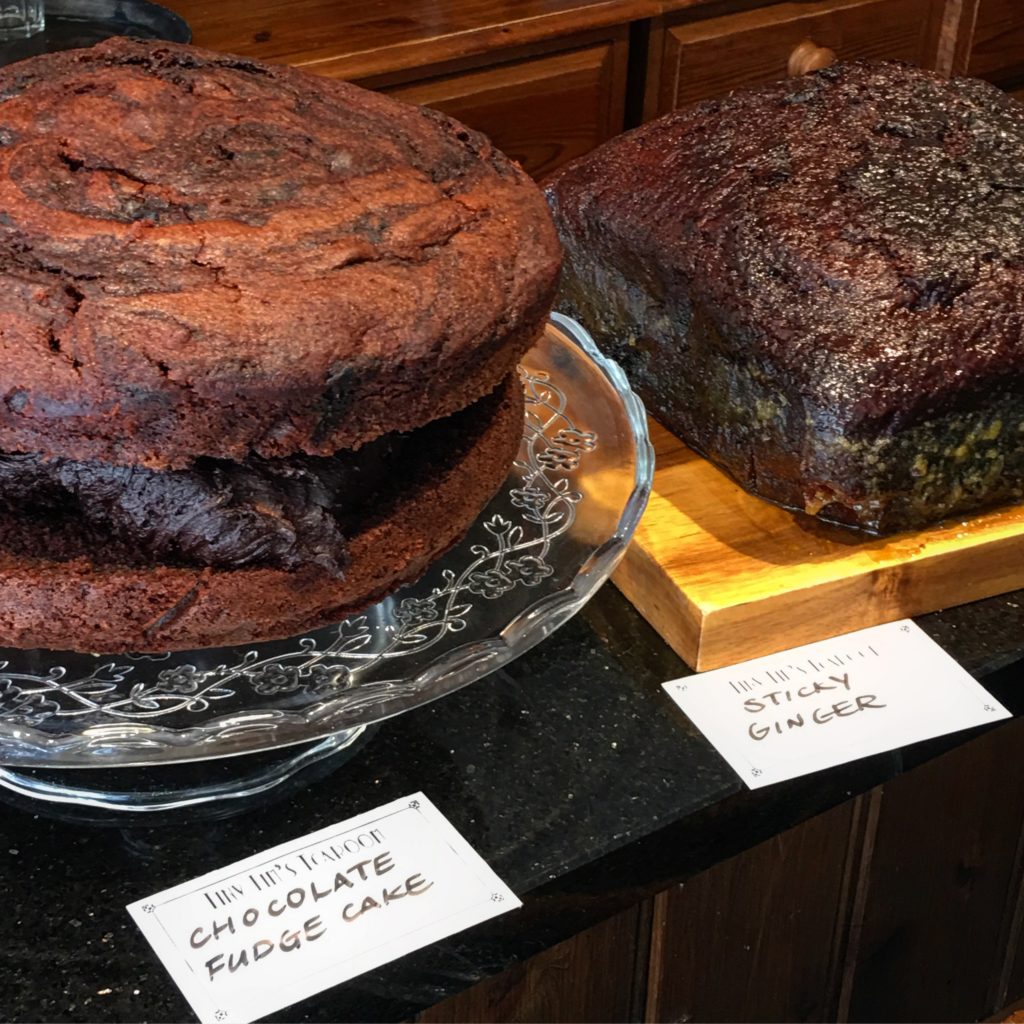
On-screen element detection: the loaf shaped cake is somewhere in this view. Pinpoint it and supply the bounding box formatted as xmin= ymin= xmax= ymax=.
xmin=546 ymin=62 xmax=1024 ymax=532
xmin=0 ymin=39 xmax=561 ymax=652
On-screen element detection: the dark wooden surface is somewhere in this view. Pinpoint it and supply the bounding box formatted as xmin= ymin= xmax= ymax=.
xmin=380 ymin=30 xmax=629 ymax=180
xmin=167 ymin=0 xmax=999 ymax=121
xmin=967 ymin=0 xmax=1024 ymax=86
xmin=941 ymin=0 xmax=980 ymax=74
xmin=418 ymin=903 xmax=652 ymax=1023
xmin=167 ymin=0 xmax=660 ymax=81
xmin=653 ymin=0 xmax=946 ymax=115
xmin=844 ymin=715 xmax=1024 ymax=1023
xmin=645 ymin=797 xmax=873 ymax=1022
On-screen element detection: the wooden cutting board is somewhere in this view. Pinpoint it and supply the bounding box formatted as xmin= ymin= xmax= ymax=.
xmin=613 ymin=421 xmax=1024 ymax=671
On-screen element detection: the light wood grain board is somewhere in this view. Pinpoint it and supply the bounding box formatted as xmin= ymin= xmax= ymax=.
xmin=613 ymin=421 xmax=1024 ymax=671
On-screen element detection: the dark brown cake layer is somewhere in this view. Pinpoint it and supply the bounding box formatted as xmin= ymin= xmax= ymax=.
xmin=546 ymin=62 xmax=1024 ymax=532
xmin=0 ymin=39 xmax=559 ymax=467
xmin=0 ymin=374 xmax=524 ymax=653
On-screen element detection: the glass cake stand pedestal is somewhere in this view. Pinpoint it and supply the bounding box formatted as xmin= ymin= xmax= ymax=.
xmin=0 ymin=729 xmax=374 ymax=818
xmin=0 ymin=0 xmax=190 ymax=67
xmin=0 ymin=315 xmax=652 ymax=813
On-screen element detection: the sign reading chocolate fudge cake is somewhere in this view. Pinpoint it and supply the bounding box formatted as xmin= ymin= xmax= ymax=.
xmin=0 ymin=39 xmax=561 ymax=652
xmin=547 ymin=62 xmax=1024 ymax=533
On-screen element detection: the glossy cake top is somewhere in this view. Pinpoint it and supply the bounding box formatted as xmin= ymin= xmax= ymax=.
xmin=0 ymin=38 xmax=559 ymax=466
xmin=548 ymin=61 xmax=1024 ymax=432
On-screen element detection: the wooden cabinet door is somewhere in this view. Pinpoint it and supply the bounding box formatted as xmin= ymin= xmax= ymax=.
xmin=968 ymin=0 xmax=1024 ymax=91
xmin=418 ymin=905 xmax=649 ymax=1023
xmin=842 ymin=715 xmax=1024 ymax=1021
xmin=650 ymin=0 xmax=945 ymax=116
xmin=381 ymin=34 xmax=628 ymax=180
xmin=645 ymin=798 xmax=869 ymax=1022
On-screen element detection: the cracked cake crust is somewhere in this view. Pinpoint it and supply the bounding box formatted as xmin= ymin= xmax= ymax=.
xmin=0 ymin=39 xmax=560 ymax=467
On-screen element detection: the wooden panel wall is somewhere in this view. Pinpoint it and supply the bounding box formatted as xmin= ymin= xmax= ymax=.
xmin=381 ymin=32 xmax=629 ymax=179
xmin=646 ymin=716 xmax=1024 ymax=1024
xmin=417 ymin=904 xmax=651 ymax=1023
xmin=653 ymin=0 xmax=946 ymax=115
xmin=968 ymin=0 xmax=1024 ymax=86
xmin=843 ymin=717 xmax=1024 ymax=1022
xmin=645 ymin=797 xmax=874 ymax=1022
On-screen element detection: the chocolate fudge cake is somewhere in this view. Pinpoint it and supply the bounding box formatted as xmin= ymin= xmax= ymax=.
xmin=0 ymin=38 xmax=559 ymax=468
xmin=0 ymin=39 xmax=560 ymax=652
xmin=546 ymin=62 xmax=1024 ymax=532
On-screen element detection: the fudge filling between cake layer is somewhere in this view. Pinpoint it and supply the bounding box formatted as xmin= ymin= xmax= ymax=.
xmin=0 ymin=383 xmax=509 ymax=574
xmin=0 ymin=444 xmax=389 ymax=575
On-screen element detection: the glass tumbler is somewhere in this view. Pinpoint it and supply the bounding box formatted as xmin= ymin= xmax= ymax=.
xmin=0 ymin=0 xmax=44 ymax=40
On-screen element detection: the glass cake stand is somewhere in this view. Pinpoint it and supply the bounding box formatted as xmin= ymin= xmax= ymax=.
xmin=0 ymin=1 xmax=190 ymax=68
xmin=0 ymin=314 xmax=653 ymax=812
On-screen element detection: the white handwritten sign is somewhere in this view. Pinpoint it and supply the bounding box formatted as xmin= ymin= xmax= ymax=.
xmin=128 ymin=793 xmax=519 ymax=1024
xmin=663 ymin=620 xmax=1009 ymax=789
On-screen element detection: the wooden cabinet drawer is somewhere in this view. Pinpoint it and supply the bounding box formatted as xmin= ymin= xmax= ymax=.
xmin=379 ymin=35 xmax=628 ymax=181
xmin=968 ymin=0 xmax=1024 ymax=88
xmin=651 ymin=0 xmax=945 ymax=116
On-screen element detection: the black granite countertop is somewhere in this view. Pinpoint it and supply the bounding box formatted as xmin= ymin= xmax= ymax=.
xmin=1 ymin=582 xmax=1022 ymax=1023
